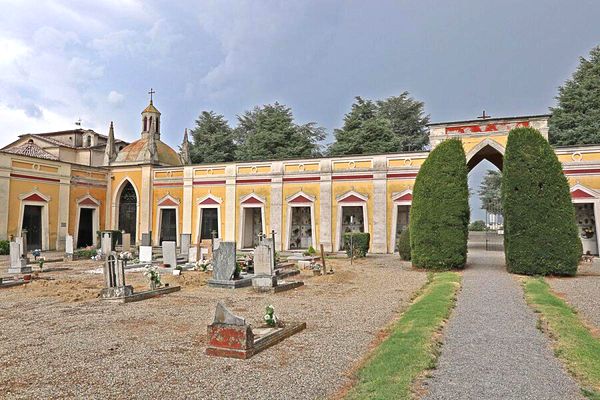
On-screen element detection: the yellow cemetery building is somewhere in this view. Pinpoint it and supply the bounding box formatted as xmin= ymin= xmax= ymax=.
xmin=1 ymin=98 xmax=599 ymax=255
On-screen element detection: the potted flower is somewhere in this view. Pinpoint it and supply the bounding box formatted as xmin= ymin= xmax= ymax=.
xmin=143 ymin=265 xmax=162 ymax=290
xmin=582 ymin=226 xmax=595 ymax=239
xmin=263 ymin=305 xmax=278 ymax=327
xmin=38 ymin=258 xmax=45 ymax=272
xmin=233 ymin=261 xmax=243 ymax=280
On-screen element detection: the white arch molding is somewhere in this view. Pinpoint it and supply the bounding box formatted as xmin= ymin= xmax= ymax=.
xmin=335 ymin=190 xmax=369 ymax=251
xmin=195 ymin=194 xmax=223 ymax=244
xmin=465 ymin=138 xmax=505 ymax=171
xmin=285 ymin=191 xmax=317 ymax=251
xmin=390 ymin=189 xmax=413 ymax=252
xmin=155 ymin=194 xmax=181 ymax=246
xmin=112 ymin=177 xmax=141 ymax=243
xmin=17 ymin=190 xmax=50 ymax=251
xmin=74 ymin=194 xmax=101 ymax=248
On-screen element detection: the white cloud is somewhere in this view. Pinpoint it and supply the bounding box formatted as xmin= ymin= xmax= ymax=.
xmin=0 ymin=37 xmax=29 ymax=65
xmin=0 ymin=104 xmax=77 ymax=146
xmin=107 ymin=90 xmax=125 ymax=105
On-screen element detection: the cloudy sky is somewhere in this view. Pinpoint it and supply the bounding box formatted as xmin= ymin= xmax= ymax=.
xmin=0 ymin=0 xmax=599 ymax=217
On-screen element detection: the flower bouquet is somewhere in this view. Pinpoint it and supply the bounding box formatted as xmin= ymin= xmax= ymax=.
xmin=143 ymin=265 xmax=162 ymax=290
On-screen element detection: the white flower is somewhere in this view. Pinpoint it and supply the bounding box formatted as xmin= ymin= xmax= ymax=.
xmin=264 ymin=315 xmax=270 ymax=321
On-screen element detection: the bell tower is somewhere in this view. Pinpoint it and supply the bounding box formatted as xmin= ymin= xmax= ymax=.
xmin=141 ymin=88 xmax=161 ymax=140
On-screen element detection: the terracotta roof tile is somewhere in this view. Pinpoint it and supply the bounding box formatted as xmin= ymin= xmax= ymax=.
xmin=3 ymin=141 xmax=59 ymax=160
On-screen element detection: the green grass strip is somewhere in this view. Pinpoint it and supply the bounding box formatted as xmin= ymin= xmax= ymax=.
xmin=345 ymin=272 xmax=461 ymax=400
xmin=524 ymin=277 xmax=600 ymax=398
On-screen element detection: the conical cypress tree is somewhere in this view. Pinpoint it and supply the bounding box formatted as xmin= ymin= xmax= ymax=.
xmin=410 ymin=139 xmax=469 ymax=270
xmin=502 ymin=127 xmax=581 ymax=276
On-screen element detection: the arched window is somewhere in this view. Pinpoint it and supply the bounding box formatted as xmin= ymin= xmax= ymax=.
xmin=143 ymin=116 xmax=147 ymax=132
xmin=149 ymin=116 xmax=153 ymax=131
xmin=156 ymin=117 xmax=160 ymax=133
xmin=85 ymin=136 xmax=92 ymax=147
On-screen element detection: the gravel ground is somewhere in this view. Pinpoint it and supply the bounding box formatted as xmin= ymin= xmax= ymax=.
xmin=547 ymin=260 xmax=600 ymax=330
xmin=0 ymin=255 xmax=425 ymax=400
xmin=423 ymin=243 xmax=583 ymax=400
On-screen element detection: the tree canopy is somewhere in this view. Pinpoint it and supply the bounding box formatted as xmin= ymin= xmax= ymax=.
xmin=234 ymin=102 xmax=325 ymax=161
xmin=478 ymin=170 xmax=502 ymax=214
xmin=189 ymin=111 xmax=236 ymax=164
xmin=328 ymin=93 xmax=429 ymax=156
xmin=550 ymin=46 xmax=600 ymax=146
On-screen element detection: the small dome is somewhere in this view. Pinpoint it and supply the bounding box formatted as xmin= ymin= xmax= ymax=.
xmin=142 ymin=101 xmax=161 ymax=115
xmin=113 ymin=137 xmax=181 ymax=166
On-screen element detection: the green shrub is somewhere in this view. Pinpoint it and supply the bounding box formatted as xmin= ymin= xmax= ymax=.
xmin=410 ymin=139 xmax=469 ymax=270
xmin=343 ymin=232 xmax=370 ymax=258
xmin=397 ymin=228 xmax=411 ymax=261
xmin=307 ymin=246 xmax=317 ymax=255
xmin=469 ymin=220 xmax=487 ymax=231
xmin=502 ymin=127 xmax=581 ymax=276
xmin=0 ymin=240 xmax=9 ymax=255
xmin=74 ymin=249 xmax=97 ymax=259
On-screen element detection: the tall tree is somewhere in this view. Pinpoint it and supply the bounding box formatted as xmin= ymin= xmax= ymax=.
xmin=234 ymin=102 xmax=324 ymax=161
xmin=328 ymin=93 xmax=429 ymax=156
xmin=502 ymin=127 xmax=581 ymax=276
xmin=189 ymin=111 xmax=236 ymax=164
xmin=410 ymin=139 xmax=470 ymax=270
xmin=550 ymin=46 xmax=600 ymax=145
xmin=478 ymin=170 xmax=503 ymax=214
xmin=377 ymin=92 xmax=430 ymax=151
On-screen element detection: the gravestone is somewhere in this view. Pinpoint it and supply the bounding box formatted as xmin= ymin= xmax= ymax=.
xmin=8 ymin=241 xmax=30 ymax=274
xmin=139 ymin=246 xmax=153 ymax=263
xmin=101 ymin=233 xmax=112 ymax=254
xmin=100 ymin=252 xmax=133 ymax=298
xmin=188 ymin=247 xmax=198 ymax=263
xmin=254 ymin=242 xmax=274 ymax=276
xmin=212 ymin=241 xmax=237 ymax=281
xmin=122 ymin=233 xmax=131 ymax=252
xmin=65 ymin=235 xmax=73 ymax=253
xmin=162 ymin=241 xmax=177 ymax=267
xmin=20 ymin=230 xmax=28 ymax=257
xmin=180 ymin=234 xmax=191 ymax=256
xmin=65 ymin=235 xmax=74 ymax=260
xmin=141 ymin=233 xmax=152 ymax=247
xmin=15 ymin=237 xmax=23 ymax=257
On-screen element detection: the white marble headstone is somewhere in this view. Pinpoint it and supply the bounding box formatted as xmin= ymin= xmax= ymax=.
xmin=122 ymin=233 xmax=131 ymax=252
xmin=101 ymin=233 xmax=112 ymax=254
xmin=139 ymin=246 xmax=153 ymax=263
xmin=65 ymin=235 xmax=74 ymax=255
xmin=188 ymin=247 xmax=198 ymax=263
xmin=180 ymin=234 xmax=191 ymax=256
xmin=162 ymin=241 xmax=177 ymax=267
xmin=254 ymin=243 xmax=274 ymax=276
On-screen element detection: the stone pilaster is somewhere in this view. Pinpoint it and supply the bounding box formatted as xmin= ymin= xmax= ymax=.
xmin=269 ymin=162 xmax=283 ymax=251
xmin=182 ymin=165 xmax=193 ymax=237
xmin=0 ymin=155 xmax=10 ymax=240
xmin=224 ymin=165 xmax=237 ymax=242
xmin=140 ymin=165 xmax=153 ymax=243
xmin=319 ymin=159 xmax=333 ymax=252
xmin=56 ymin=163 xmax=71 ymax=251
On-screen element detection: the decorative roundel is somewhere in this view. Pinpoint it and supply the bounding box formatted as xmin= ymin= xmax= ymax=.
xmin=167 ymin=171 xmax=173 ymax=178
xmin=403 ymin=158 xmax=412 ymax=166
xmin=33 ymin=164 xmax=40 ymax=171
xmin=207 ymin=168 xmax=213 ymax=175
xmin=251 ymin=166 xmax=258 ymax=173
xmin=348 ymin=161 xmax=356 ymax=169
xmin=298 ymin=163 xmax=305 ymax=172
xmin=572 ymin=152 xmax=583 ymax=162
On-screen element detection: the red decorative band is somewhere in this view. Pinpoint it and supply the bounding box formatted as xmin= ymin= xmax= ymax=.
xmin=193 ymin=180 xmax=226 ymax=186
xmin=283 ymin=176 xmax=321 ymax=182
xmin=387 ymin=172 xmax=418 ymax=179
xmin=236 ymin=178 xmax=272 ymax=184
xmin=154 ymin=181 xmax=183 ymax=187
xmin=563 ymin=168 xmax=600 ymax=175
xmin=11 ymin=173 xmax=60 ymax=183
xmin=332 ymin=174 xmax=373 ymax=181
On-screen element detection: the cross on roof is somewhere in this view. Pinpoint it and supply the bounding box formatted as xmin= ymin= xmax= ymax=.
xmin=477 ymin=110 xmax=491 ymax=120
xmin=148 ymin=88 xmax=156 ymax=102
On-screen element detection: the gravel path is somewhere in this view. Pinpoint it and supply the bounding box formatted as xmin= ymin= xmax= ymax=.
xmin=0 ymin=255 xmax=425 ymax=399
xmin=547 ymin=261 xmax=600 ymax=329
xmin=424 ymin=243 xmax=583 ymax=400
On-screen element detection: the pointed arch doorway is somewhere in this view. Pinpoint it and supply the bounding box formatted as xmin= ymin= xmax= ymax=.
xmin=117 ymin=181 xmax=138 ymax=244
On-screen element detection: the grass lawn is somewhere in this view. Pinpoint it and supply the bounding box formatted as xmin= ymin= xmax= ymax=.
xmin=524 ymin=277 xmax=600 ymax=399
xmin=344 ymin=272 xmax=461 ymax=400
